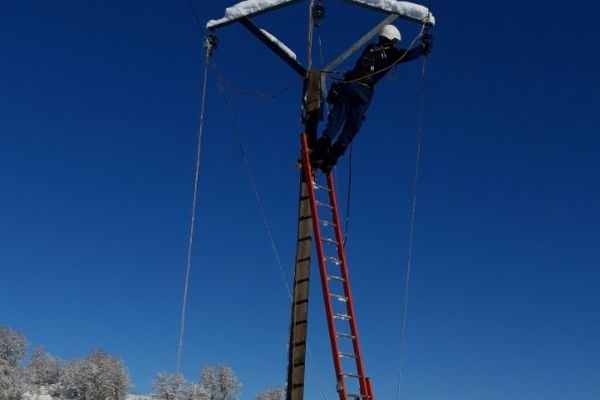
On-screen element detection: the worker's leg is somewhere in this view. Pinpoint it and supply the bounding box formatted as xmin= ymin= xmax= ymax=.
xmin=312 ymin=89 xmax=350 ymax=166
xmin=318 ymin=85 xmax=372 ymax=172
xmin=321 ymin=91 xmax=350 ymax=142
xmin=330 ymin=84 xmax=373 ymax=157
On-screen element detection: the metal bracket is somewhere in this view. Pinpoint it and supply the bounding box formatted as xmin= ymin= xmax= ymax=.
xmin=301 ymin=70 xmax=323 ymax=145
xmin=239 ymin=18 xmax=307 ymax=77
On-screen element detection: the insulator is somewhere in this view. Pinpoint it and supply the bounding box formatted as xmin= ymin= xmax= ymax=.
xmin=312 ymin=1 xmax=325 ymax=27
xmin=204 ymin=32 xmax=218 ymax=55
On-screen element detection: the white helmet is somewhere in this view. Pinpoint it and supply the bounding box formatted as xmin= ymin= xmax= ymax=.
xmin=380 ymin=24 xmax=401 ymax=42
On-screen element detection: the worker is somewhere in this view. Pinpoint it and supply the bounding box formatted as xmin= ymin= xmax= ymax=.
xmin=310 ymin=25 xmax=433 ymax=172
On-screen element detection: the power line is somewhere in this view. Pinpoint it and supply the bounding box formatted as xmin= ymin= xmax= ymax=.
xmin=176 ymin=46 xmax=211 ymax=373
xmin=185 ymin=0 xmax=204 ymax=34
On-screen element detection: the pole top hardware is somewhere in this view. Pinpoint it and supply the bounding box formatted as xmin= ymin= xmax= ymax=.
xmin=313 ymin=1 xmax=326 ymax=27
xmin=204 ymin=33 xmax=218 ymax=55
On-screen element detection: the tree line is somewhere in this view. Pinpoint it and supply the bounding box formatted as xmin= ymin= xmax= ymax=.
xmin=0 ymin=326 xmax=129 ymax=400
xmin=150 ymin=366 xmax=283 ymax=400
xmin=0 ymin=326 xmax=284 ymax=400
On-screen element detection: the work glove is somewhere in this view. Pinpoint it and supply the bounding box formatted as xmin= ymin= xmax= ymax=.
xmin=421 ymin=33 xmax=433 ymax=56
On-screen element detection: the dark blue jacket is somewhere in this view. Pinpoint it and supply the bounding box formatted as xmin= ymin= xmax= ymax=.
xmin=344 ymin=38 xmax=425 ymax=88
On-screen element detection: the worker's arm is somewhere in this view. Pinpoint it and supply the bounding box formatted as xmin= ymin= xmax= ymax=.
xmin=395 ymin=46 xmax=425 ymax=63
xmin=395 ymin=33 xmax=433 ymax=63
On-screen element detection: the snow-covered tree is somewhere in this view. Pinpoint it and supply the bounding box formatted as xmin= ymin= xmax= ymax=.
xmin=0 ymin=363 xmax=26 ymax=400
xmin=58 ymin=359 xmax=79 ymax=399
xmin=153 ymin=372 xmax=185 ymax=400
xmin=182 ymin=382 xmax=210 ymax=400
xmin=26 ymin=347 xmax=61 ymax=389
xmin=0 ymin=327 xmax=26 ymax=367
xmin=58 ymin=349 xmax=130 ymax=400
xmin=197 ymin=365 xmax=241 ymax=400
xmin=0 ymin=327 xmax=27 ymax=400
xmin=256 ymin=387 xmax=285 ymax=400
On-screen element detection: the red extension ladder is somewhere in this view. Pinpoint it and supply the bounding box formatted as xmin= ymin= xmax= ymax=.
xmin=299 ymin=133 xmax=374 ymax=400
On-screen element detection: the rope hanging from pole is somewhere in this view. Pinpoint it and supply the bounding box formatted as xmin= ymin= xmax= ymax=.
xmin=211 ymin=62 xmax=298 ymax=99
xmin=211 ymin=57 xmax=292 ymax=301
xmin=176 ymin=39 xmax=213 ymax=373
xmin=211 ymin=61 xmax=330 ymax=399
xmin=395 ymin=21 xmax=431 ymax=400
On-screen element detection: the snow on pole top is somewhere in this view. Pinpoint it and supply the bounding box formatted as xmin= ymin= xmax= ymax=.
xmin=207 ymin=0 xmax=302 ymax=29
xmin=343 ymin=0 xmax=435 ymax=25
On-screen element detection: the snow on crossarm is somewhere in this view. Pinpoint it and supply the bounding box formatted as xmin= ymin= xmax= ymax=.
xmin=207 ymin=0 xmax=434 ymax=30
xmin=344 ymin=0 xmax=435 ymax=25
xmin=207 ymin=0 xmax=302 ymax=29
xmin=259 ymin=29 xmax=297 ymax=60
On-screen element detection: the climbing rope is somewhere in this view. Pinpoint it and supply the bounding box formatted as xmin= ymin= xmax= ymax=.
xmin=395 ymin=43 xmax=429 ymax=400
xmin=212 ymin=61 xmax=330 ymax=399
xmin=176 ymin=45 xmax=211 ymax=373
xmin=212 ymin=58 xmax=292 ymax=301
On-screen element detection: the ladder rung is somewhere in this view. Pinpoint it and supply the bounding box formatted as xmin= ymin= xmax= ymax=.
xmin=325 ymin=256 xmax=341 ymax=265
xmin=330 ymin=293 xmax=347 ymax=302
xmin=341 ymin=373 xmax=360 ymax=378
xmin=312 ymin=182 xmax=331 ymax=192
xmin=316 ymin=200 xmax=333 ymax=209
xmin=339 ymin=352 xmax=357 ymax=359
xmin=333 ymin=313 xmax=351 ymax=321
xmin=320 ymin=219 xmax=337 ymax=228
xmin=347 ymin=394 xmax=367 ymax=400
xmin=322 ymin=238 xmax=339 ymax=246
xmin=328 ymin=275 xmax=345 ymax=282
xmin=336 ymin=332 xmax=354 ymax=339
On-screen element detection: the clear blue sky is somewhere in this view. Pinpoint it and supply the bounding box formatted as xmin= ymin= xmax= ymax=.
xmin=1 ymin=1 xmax=599 ymax=399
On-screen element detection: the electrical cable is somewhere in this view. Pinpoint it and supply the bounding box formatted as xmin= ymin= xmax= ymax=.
xmin=176 ymin=0 xmax=209 ymax=372
xmin=176 ymin=46 xmax=211 ymax=373
xmin=185 ymin=0 xmax=203 ymax=33
xmin=210 ymin=62 xmax=298 ymax=99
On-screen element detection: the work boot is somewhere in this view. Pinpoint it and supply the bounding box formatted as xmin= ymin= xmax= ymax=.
xmin=310 ymin=137 xmax=331 ymax=169
xmin=320 ymin=141 xmax=346 ymax=173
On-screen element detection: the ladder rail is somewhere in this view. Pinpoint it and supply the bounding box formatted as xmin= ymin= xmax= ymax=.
xmin=300 ymin=134 xmax=349 ymax=399
xmin=300 ymin=133 xmax=374 ymax=400
xmin=326 ymin=172 xmax=370 ymax=397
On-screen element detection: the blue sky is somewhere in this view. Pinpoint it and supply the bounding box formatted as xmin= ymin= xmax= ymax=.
xmin=1 ymin=1 xmax=599 ymax=399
